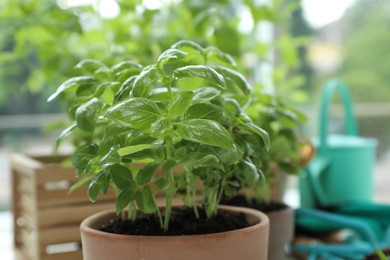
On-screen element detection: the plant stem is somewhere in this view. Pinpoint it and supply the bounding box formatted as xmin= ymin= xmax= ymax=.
xmin=163 ymin=136 xmax=175 ymax=231
xmin=216 ymin=176 xmax=227 ymax=207
xmin=187 ymin=172 xmax=199 ymax=218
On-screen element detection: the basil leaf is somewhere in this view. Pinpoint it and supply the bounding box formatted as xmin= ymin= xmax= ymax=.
xmin=111 ymin=61 xmax=142 ymax=74
xmin=116 ymin=188 xmax=136 ymax=214
xmin=48 ymin=76 xmax=96 ymax=101
xmin=239 ymin=121 xmax=270 ymax=151
xmin=75 ymin=59 xmax=107 ymax=75
xmin=213 ymin=66 xmax=250 ymax=95
xmin=117 ymin=144 xmax=160 ymax=157
xmin=192 ymin=87 xmax=221 ymax=103
xmin=136 ymin=186 xmax=157 ymax=214
xmin=177 ymin=119 xmax=235 ymax=150
xmin=184 ymin=103 xmax=223 ymax=121
xmin=71 ymin=143 xmax=98 ymax=170
xmin=136 ymin=162 xmax=160 ymax=185
xmin=87 ymin=171 xmax=107 ymax=202
xmin=131 ymin=66 xmax=161 ymax=97
xmin=75 ymin=98 xmax=104 ymax=132
xmin=104 ymin=97 xmax=161 ymax=130
xmin=167 ymin=91 xmax=193 ymax=118
xmin=55 ymin=123 xmax=76 ymax=152
xmin=114 ymin=76 xmax=137 ymax=103
xmin=171 ymin=40 xmax=204 ymax=53
xmin=181 ymin=152 xmax=219 ymax=169
xmin=173 ymin=65 xmax=226 ymax=89
xmin=109 ymin=164 xmax=134 ymax=189
xmin=69 ymin=175 xmax=93 ymax=194
xmin=205 ymin=47 xmax=237 ymax=67
xmin=240 ymin=160 xmax=259 ymax=183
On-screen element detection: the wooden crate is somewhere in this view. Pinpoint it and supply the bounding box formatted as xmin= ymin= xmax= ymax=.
xmin=11 ymin=154 xmax=116 ymax=260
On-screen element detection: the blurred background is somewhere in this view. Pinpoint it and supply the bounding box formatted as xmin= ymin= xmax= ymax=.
xmin=1 ymin=0 xmax=390 ymax=214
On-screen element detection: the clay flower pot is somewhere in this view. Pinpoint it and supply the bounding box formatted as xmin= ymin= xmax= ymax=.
xmin=80 ymin=205 xmax=270 ymax=260
xmin=267 ymin=206 xmax=295 ymax=260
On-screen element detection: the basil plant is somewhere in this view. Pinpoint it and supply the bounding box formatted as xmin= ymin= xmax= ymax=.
xmin=244 ymin=91 xmax=307 ymax=204
xmin=49 ymin=41 xmax=270 ymax=231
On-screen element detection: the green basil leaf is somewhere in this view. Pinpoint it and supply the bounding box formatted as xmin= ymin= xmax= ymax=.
xmin=100 ymin=146 xmax=121 ymax=168
xmin=157 ymin=49 xmax=187 ymax=65
xmin=211 ymin=146 xmax=243 ymax=165
xmin=181 ymin=152 xmax=219 ymax=169
xmin=55 ymin=123 xmax=76 ymax=152
xmin=109 ymin=164 xmax=134 ymax=189
xmin=114 ymin=76 xmax=137 ymax=103
xmin=69 ymin=175 xmax=93 ymax=194
xmin=117 ymin=144 xmax=160 ymax=157
xmin=75 ymin=59 xmax=107 ymax=75
xmin=192 ymin=87 xmax=221 ymax=103
xmin=239 ymin=121 xmax=270 ymax=151
xmin=111 ymin=61 xmax=142 ymax=74
xmin=177 ymin=119 xmax=235 ymax=150
xmin=104 ymin=97 xmax=161 ymax=130
xmin=205 ymin=47 xmax=237 ymax=67
xmin=213 ymin=66 xmax=250 ymax=95
xmin=171 ymin=40 xmax=204 ymax=53
xmin=167 ymin=91 xmax=193 ymax=118
xmin=136 ymin=161 xmax=160 ymax=185
xmin=71 ymin=143 xmax=98 ymax=170
xmin=87 ymin=171 xmax=107 ymax=202
xmin=154 ymin=178 xmax=167 ymax=190
xmin=116 ymin=188 xmax=136 ymax=214
xmin=184 ymin=103 xmax=223 ymax=121
xmin=48 ymin=76 xmax=96 ymax=102
xmin=76 ymin=98 xmax=104 ymax=132
xmin=100 ymin=122 xmax=131 ymax=154
xmin=131 ymin=66 xmax=161 ymax=97
xmin=173 ymin=65 xmax=226 ymax=89
xmin=95 ymin=82 xmax=120 ymax=99
xmin=136 ymin=186 xmax=157 ymax=214
xmin=240 ymin=160 xmax=259 ymax=183
xmin=224 ymin=98 xmax=242 ymax=116
xmin=151 ymin=118 xmax=168 ymax=138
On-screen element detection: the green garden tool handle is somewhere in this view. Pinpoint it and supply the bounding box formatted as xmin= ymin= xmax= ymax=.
xmin=319 ymin=79 xmax=358 ymax=149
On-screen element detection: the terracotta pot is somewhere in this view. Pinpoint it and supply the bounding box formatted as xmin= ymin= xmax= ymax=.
xmin=267 ymin=206 xmax=295 ymax=260
xmin=80 ymin=205 xmax=269 ymax=260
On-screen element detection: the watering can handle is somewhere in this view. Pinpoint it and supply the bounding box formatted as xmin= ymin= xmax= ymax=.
xmin=319 ymin=79 xmax=358 ymax=149
xmin=309 ymin=80 xmax=358 ymax=207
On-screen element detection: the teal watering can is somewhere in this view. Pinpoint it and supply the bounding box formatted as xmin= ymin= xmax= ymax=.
xmin=300 ymin=79 xmax=378 ymax=208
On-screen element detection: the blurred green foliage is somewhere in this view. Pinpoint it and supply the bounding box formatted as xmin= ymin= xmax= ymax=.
xmin=336 ymin=0 xmax=390 ymax=102
xmin=0 ymin=0 xmax=310 ymax=115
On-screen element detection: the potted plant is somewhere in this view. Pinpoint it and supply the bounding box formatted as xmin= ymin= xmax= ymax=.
xmin=221 ymin=90 xmax=309 ymax=259
xmin=48 ymin=40 xmax=271 ymax=260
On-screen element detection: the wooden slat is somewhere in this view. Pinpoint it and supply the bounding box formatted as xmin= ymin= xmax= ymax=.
xmin=20 ymin=229 xmax=39 ymax=258
xmin=20 ymin=212 xmax=37 ymax=231
xmin=39 ymin=226 xmax=81 ymax=246
xmin=12 ymin=168 xmax=22 ymax=248
xmin=37 ymin=186 xmax=116 ymax=208
xmin=41 ymin=250 xmax=83 ymax=260
xmin=12 ymin=154 xmax=43 ymax=173
xmin=34 ymin=168 xmax=76 ymax=185
xmin=18 ymin=174 xmax=35 ymax=194
xmin=38 ymin=202 xmax=115 ymax=228
xmin=19 ymin=193 xmax=37 ymax=214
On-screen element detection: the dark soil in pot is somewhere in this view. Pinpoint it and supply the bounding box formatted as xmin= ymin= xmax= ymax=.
xmin=100 ymin=206 xmax=251 ymax=236
xmin=221 ymin=195 xmax=287 ymax=213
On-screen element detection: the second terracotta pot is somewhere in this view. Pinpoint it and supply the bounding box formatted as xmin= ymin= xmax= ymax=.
xmin=267 ymin=206 xmax=295 ymax=260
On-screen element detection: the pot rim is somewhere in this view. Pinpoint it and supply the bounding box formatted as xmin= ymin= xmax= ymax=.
xmin=80 ymin=205 xmax=269 ymax=240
